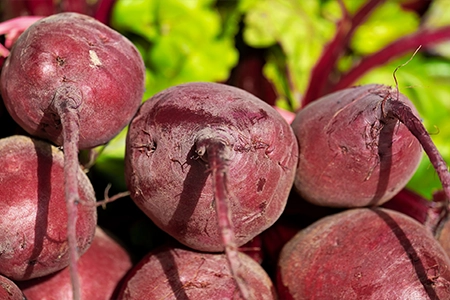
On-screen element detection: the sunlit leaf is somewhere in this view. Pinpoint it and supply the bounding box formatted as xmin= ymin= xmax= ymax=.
xmin=422 ymin=0 xmax=450 ymax=58
xmin=241 ymin=0 xmax=336 ymax=108
xmin=111 ymin=0 xmax=238 ymax=98
xmin=350 ymin=2 xmax=420 ymax=55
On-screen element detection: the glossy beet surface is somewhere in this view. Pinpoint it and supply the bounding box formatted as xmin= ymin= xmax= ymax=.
xmin=0 ymin=12 xmax=145 ymax=149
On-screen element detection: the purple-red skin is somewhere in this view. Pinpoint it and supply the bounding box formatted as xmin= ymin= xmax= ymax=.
xmin=0 ymin=12 xmax=145 ymax=149
xmin=291 ymin=84 xmax=423 ymax=207
xmin=277 ymin=207 xmax=450 ymax=299
xmin=0 ymin=275 xmax=25 ymax=300
xmin=125 ymin=82 xmax=298 ymax=252
xmin=17 ymin=226 xmax=132 ymax=300
xmin=0 ymin=135 xmax=97 ymax=281
xmin=117 ymin=245 xmax=278 ymax=300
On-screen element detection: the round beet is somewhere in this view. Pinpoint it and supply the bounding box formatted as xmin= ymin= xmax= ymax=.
xmin=291 ymin=84 xmax=423 ymax=207
xmin=0 ymin=135 xmax=97 ymax=281
xmin=277 ymin=208 xmax=450 ymax=299
xmin=0 ymin=12 xmax=145 ymax=149
xmin=125 ymin=82 xmax=298 ymax=252
xmin=125 ymin=82 xmax=298 ymax=298
xmin=117 ymin=246 xmax=277 ymax=300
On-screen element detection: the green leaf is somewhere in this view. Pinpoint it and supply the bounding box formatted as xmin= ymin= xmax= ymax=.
xmin=241 ymin=0 xmax=336 ymax=108
xmin=350 ymin=2 xmax=420 ymax=55
xmin=111 ymin=0 xmax=238 ymax=98
xmin=110 ymin=0 xmax=158 ymax=40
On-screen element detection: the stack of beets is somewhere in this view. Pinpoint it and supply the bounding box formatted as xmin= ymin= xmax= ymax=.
xmin=1 ymin=11 xmax=450 ymax=300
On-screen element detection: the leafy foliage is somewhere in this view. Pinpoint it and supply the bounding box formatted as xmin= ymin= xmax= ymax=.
xmin=111 ymin=0 xmax=239 ymax=99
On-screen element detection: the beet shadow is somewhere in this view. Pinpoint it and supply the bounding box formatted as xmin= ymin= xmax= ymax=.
xmin=373 ymin=209 xmax=439 ymax=299
xmin=168 ymin=144 xmax=209 ymax=245
xmin=24 ymin=139 xmax=52 ymax=279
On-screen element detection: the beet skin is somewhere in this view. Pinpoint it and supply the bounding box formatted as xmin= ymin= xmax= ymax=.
xmin=0 ymin=12 xmax=145 ymax=149
xmin=125 ymin=82 xmax=298 ymax=252
xmin=18 ymin=227 xmax=132 ymax=300
xmin=291 ymin=84 xmax=423 ymax=207
xmin=0 ymin=275 xmax=25 ymax=300
xmin=117 ymin=246 xmax=278 ymax=299
xmin=277 ymin=208 xmax=450 ymax=299
xmin=0 ymin=135 xmax=97 ymax=281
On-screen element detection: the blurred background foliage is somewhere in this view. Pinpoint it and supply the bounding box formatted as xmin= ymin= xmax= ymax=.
xmin=2 ymin=0 xmax=450 ymax=201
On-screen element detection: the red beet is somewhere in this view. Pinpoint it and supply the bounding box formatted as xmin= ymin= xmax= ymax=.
xmin=291 ymin=84 xmax=423 ymax=207
xmin=125 ymin=81 xmax=297 ymax=251
xmin=0 ymin=135 xmax=96 ymax=281
xmin=277 ymin=208 xmax=450 ymax=299
xmin=0 ymin=12 xmax=145 ymax=298
xmin=1 ymin=12 xmax=145 ymax=149
xmin=0 ymin=275 xmax=25 ymax=300
xmin=17 ymin=227 xmax=132 ymax=300
xmin=125 ymin=82 xmax=298 ymax=298
xmin=117 ymin=245 xmax=278 ymax=300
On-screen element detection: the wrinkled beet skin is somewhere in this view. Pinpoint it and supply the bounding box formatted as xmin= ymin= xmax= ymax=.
xmin=117 ymin=246 xmax=278 ymax=300
xmin=291 ymin=84 xmax=423 ymax=207
xmin=277 ymin=208 xmax=450 ymax=300
xmin=125 ymin=82 xmax=298 ymax=252
xmin=0 ymin=275 xmax=25 ymax=300
xmin=0 ymin=12 xmax=145 ymax=149
xmin=0 ymin=135 xmax=97 ymax=281
xmin=18 ymin=227 xmax=132 ymax=300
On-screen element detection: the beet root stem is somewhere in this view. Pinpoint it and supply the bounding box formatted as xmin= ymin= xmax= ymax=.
xmin=198 ymin=137 xmax=252 ymax=300
xmin=386 ymin=99 xmax=450 ymax=234
xmin=54 ymin=85 xmax=83 ymax=300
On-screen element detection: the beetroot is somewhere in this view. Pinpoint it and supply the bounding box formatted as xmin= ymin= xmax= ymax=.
xmin=0 ymin=12 xmax=145 ymax=149
xmin=0 ymin=135 xmax=96 ymax=281
xmin=17 ymin=226 xmax=132 ymax=300
xmin=291 ymin=84 xmax=423 ymax=207
xmin=277 ymin=208 xmax=450 ymax=299
xmin=0 ymin=12 xmax=145 ymax=297
xmin=0 ymin=275 xmax=25 ymax=300
xmin=117 ymin=245 xmax=278 ymax=300
xmin=125 ymin=81 xmax=298 ymax=298
xmin=125 ymin=81 xmax=297 ymax=251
